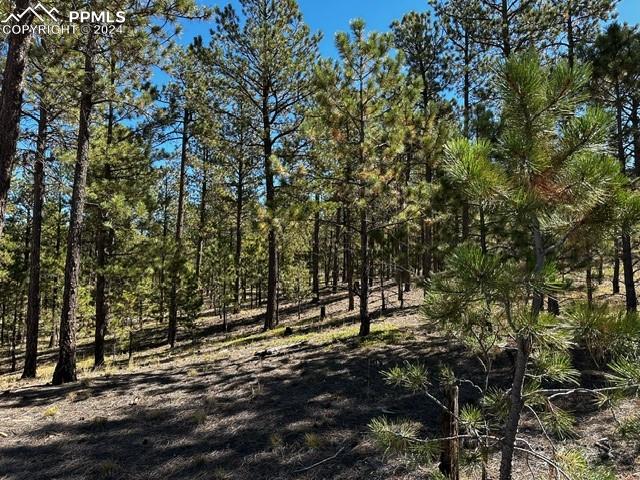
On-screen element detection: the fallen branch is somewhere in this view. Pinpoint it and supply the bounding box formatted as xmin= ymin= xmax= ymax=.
xmin=293 ymin=446 xmax=346 ymax=473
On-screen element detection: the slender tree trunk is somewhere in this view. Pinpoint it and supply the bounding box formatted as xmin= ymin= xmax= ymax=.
xmin=358 ymin=207 xmax=369 ymax=336
xmin=53 ymin=32 xmax=96 ymax=385
xmin=439 ymin=385 xmax=460 ymax=480
xmin=1 ymin=301 xmax=5 ymax=345
xmin=613 ymin=242 xmax=620 ymax=294
xmin=500 ymin=0 xmax=511 ymax=58
xmin=49 ymin=192 xmax=62 ymax=347
xmin=94 ymin=86 xmax=115 ymax=369
xmin=312 ymin=195 xmax=320 ymax=302
xmin=332 ymin=207 xmax=341 ymax=293
xmin=616 ymin=83 xmax=625 ymax=172
xmin=631 ymin=97 xmax=640 ymax=177
xmin=168 ymin=108 xmax=190 ymax=347
xmin=0 ymin=0 xmax=34 ymax=239
xmin=345 ymin=207 xmax=354 ymax=311
xmin=195 ymin=149 xmax=208 ymax=284
xmin=22 ymin=101 xmax=47 ymax=379
xmin=499 ymin=222 xmax=543 ymax=480
xmin=586 ymin=267 xmax=593 ymax=306
xmin=234 ymin=160 xmax=243 ymax=313
xmin=566 ymin=1 xmax=574 ymax=69
xmin=621 ymin=233 xmax=637 ymax=312
xmin=262 ymin=79 xmax=279 ymax=330
xmin=159 ymin=176 xmax=169 ymax=322
xmin=479 ymin=204 xmax=487 ymax=255
xmin=94 ymin=216 xmax=109 ymax=368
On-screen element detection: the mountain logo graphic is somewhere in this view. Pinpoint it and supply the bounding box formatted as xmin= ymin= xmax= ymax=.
xmin=2 ymin=3 xmax=60 ymax=23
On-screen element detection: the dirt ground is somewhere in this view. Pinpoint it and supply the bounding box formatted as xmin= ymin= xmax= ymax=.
xmin=1 ymin=284 xmax=639 ymax=480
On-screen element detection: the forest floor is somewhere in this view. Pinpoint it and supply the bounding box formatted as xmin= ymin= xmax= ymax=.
xmin=1 ymin=281 xmax=639 ymax=480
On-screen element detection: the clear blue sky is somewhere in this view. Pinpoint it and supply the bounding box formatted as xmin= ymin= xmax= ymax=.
xmin=177 ymin=0 xmax=640 ymax=58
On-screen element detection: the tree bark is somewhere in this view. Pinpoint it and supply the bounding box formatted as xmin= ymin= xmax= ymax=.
xmin=439 ymin=385 xmax=460 ymax=480
xmin=94 ymin=84 xmax=115 ymax=369
xmin=22 ymin=100 xmax=47 ymax=379
xmin=312 ymin=195 xmax=320 ymax=302
xmin=0 ymin=0 xmax=34 ymax=239
xmin=621 ymin=233 xmax=637 ymax=312
xmin=499 ymin=222 xmax=543 ymax=479
xmin=52 ymin=32 xmax=96 ymax=385
xmin=195 ymin=148 xmax=208 ymax=284
xmin=332 ymin=207 xmax=341 ymax=293
xmin=358 ymin=206 xmax=370 ymax=336
xmin=345 ymin=207 xmax=354 ymax=311
xmin=168 ymin=108 xmax=190 ymax=347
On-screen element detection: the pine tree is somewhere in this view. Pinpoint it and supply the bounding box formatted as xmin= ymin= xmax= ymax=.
xmin=0 ymin=0 xmax=35 ymax=239
xmin=313 ymin=19 xmax=416 ymax=335
xmin=433 ymin=51 xmax=626 ymax=479
xmin=202 ymin=0 xmax=319 ymax=330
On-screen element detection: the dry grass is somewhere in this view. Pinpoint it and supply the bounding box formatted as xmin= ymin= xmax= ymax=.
xmin=1 ymin=282 xmax=638 ymax=479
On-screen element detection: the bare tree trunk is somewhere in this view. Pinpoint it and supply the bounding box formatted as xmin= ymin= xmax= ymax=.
xmin=195 ymin=148 xmax=208 ymax=284
xmin=168 ymin=108 xmax=190 ymax=347
xmin=22 ymin=100 xmax=47 ymax=379
xmin=312 ymin=195 xmax=320 ymax=302
xmin=158 ymin=175 xmax=170 ymax=322
xmin=53 ymin=32 xmax=96 ymax=385
xmin=94 ymin=83 xmax=115 ymax=369
xmin=234 ymin=160 xmax=244 ymax=313
xmin=345 ymin=207 xmax=354 ymax=311
xmin=332 ymin=207 xmax=341 ymax=293
xmin=613 ymin=242 xmax=620 ymax=294
xmin=0 ymin=0 xmax=34 ymax=238
xmin=49 ymin=192 xmax=62 ymax=347
xmin=439 ymin=385 xmax=460 ymax=480
xmin=358 ymin=207 xmax=370 ymax=337
xmin=263 ymin=98 xmax=278 ymax=329
xmin=621 ymin=233 xmax=637 ymax=312
xmin=499 ymin=222 xmax=542 ymax=479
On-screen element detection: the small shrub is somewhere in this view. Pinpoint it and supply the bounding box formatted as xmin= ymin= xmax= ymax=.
xmin=42 ymin=405 xmax=59 ymax=418
xmin=189 ymin=408 xmax=208 ymax=425
xmin=617 ymin=415 xmax=640 ymax=440
xmin=269 ymin=433 xmax=284 ymax=448
xmin=94 ymin=460 xmax=121 ymax=480
xmin=303 ymin=432 xmax=326 ymax=450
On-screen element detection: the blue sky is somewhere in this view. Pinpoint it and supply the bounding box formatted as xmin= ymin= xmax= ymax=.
xmin=176 ymin=0 xmax=640 ymax=58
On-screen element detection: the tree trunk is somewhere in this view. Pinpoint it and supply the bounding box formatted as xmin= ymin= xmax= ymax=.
xmin=358 ymin=207 xmax=369 ymax=336
xmin=499 ymin=222 xmax=543 ymax=479
xmin=158 ymin=175 xmax=170 ymax=322
xmin=168 ymin=108 xmax=190 ymax=347
xmin=52 ymin=32 xmax=96 ymax=385
xmin=345 ymin=207 xmax=354 ymax=311
xmin=586 ymin=267 xmax=593 ymax=306
xmin=263 ymin=96 xmax=278 ymax=329
xmin=22 ymin=100 xmax=47 ymax=379
xmin=439 ymin=385 xmax=460 ymax=480
xmin=94 ymin=88 xmax=115 ymax=369
xmin=613 ymin=242 xmax=620 ymax=294
xmin=332 ymin=207 xmax=341 ymax=293
xmin=49 ymin=192 xmax=62 ymax=348
xmin=312 ymin=195 xmax=320 ymax=302
xmin=0 ymin=0 xmax=34 ymax=239
xmin=94 ymin=216 xmax=109 ymax=368
xmin=566 ymin=1 xmax=574 ymax=69
xmin=631 ymin=97 xmax=640 ymax=177
xmin=195 ymin=148 xmax=208 ymax=284
xmin=621 ymin=233 xmax=637 ymax=312
xmin=500 ymin=0 xmax=511 ymax=58
xmin=234 ymin=157 xmax=244 ymax=312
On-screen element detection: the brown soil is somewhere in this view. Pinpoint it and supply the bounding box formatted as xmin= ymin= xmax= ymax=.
xmin=0 ymin=284 xmax=638 ymax=480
